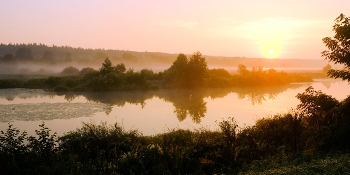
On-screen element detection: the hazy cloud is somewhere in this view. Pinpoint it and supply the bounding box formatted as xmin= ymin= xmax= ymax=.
xmin=234 ymin=18 xmax=330 ymax=40
xmin=156 ymin=20 xmax=199 ymax=29
xmin=200 ymin=17 xmax=330 ymax=41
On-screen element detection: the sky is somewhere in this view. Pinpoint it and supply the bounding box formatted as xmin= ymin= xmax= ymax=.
xmin=0 ymin=0 xmax=349 ymax=59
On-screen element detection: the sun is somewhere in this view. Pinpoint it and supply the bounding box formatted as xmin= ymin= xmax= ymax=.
xmin=260 ymin=42 xmax=282 ymax=58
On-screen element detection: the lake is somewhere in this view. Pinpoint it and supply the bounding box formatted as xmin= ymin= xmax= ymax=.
xmin=0 ymin=78 xmax=349 ymax=136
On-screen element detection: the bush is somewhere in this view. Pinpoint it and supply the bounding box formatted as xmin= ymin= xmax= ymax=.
xmin=79 ymin=67 xmax=96 ymax=76
xmin=54 ymin=85 xmax=69 ymax=92
xmin=60 ymin=66 xmax=79 ymax=75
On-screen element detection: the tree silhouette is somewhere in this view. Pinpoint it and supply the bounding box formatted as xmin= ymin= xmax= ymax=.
xmin=187 ymin=51 xmax=208 ymax=88
xmin=1 ymin=54 xmax=16 ymax=63
xmin=15 ymin=47 xmax=33 ymax=61
xmin=167 ymin=53 xmax=188 ymax=87
xmin=43 ymin=51 xmax=54 ymax=63
xmin=322 ymin=14 xmax=350 ymax=81
xmin=61 ymin=66 xmax=79 ymax=75
xmin=114 ymin=63 xmax=126 ymax=74
xmin=93 ymin=51 xmax=109 ymax=62
xmin=100 ymin=58 xmax=114 ymax=75
xmin=64 ymin=52 xmax=72 ymax=62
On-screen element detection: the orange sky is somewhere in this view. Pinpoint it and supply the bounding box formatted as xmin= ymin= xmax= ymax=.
xmin=1 ymin=0 xmax=349 ymax=59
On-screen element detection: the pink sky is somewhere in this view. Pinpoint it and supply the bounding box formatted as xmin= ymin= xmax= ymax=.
xmin=1 ymin=0 xmax=349 ymax=59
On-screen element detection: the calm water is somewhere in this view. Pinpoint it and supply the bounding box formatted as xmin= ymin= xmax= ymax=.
xmin=0 ymin=78 xmax=349 ymax=136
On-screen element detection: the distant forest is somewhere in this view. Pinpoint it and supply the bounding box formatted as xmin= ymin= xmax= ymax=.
xmin=0 ymin=43 xmax=330 ymax=74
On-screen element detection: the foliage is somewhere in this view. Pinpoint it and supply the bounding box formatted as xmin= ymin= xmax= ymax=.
xmin=1 ymin=54 xmax=16 ymax=63
xmin=0 ymin=123 xmax=62 ymax=174
xmin=209 ymin=68 xmax=231 ymax=78
xmin=0 ymin=124 xmax=28 ymax=154
xmin=232 ymin=65 xmax=311 ymax=86
xmin=99 ymin=57 xmax=114 ymax=75
xmin=322 ymin=14 xmax=350 ymax=81
xmin=59 ymin=122 xmax=141 ymax=174
xmin=187 ymin=51 xmax=208 ymax=87
xmin=240 ymin=153 xmax=350 ymax=175
xmin=164 ymin=53 xmax=189 ymax=87
xmin=42 ymin=51 xmax=54 ymax=63
xmin=15 ymin=47 xmax=33 ymax=61
xmin=93 ymin=51 xmax=109 ymax=62
xmin=164 ymin=52 xmax=208 ymax=88
xmin=81 ymin=58 xmax=147 ymax=91
xmin=79 ymin=67 xmax=97 ymax=76
xmin=60 ymin=66 xmax=80 ymax=75
xmin=218 ymin=117 xmax=239 ymax=162
xmin=64 ymin=52 xmax=72 ymax=62
xmin=296 ymin=86 xmax=339 ymax=116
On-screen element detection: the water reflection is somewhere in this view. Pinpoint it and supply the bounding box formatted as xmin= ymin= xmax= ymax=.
xmin=157 ymin=90 xmax=208 ymax=123
xmin=82 ymin=91 xmax=154 ymax=107
xmin=0 ymin=83 xmax=306 ymax=123
xmin=234 ymin=84 xmax=303 ymax=105
xmin=0 ymin=89 xmax=51 ymax=100
xmin=0 ymin=103 xmax=108 ymax=122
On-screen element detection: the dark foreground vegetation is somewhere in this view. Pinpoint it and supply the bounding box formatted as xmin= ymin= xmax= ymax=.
xmin=1 ymin=87 xmax=350 ymax=174
xmin=0 ymin=51 xmax=316 ymax=91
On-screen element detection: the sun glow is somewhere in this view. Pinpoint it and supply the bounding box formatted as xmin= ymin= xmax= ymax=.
xmin=260 ymin=42 xmax=283 ymax=58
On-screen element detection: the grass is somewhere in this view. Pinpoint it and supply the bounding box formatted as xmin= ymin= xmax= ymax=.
xmin=240 ymin=153 xmax=350 ymax=175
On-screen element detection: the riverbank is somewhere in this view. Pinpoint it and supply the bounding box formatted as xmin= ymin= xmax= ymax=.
xmin=0 ymin=69 xmax=320 ymax=92
xmin=0 ymin=54 xmax=327 ymax=91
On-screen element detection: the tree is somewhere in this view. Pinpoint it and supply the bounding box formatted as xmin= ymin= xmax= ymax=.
xmin=122 ymin=53 xmax=138 ymax=62
xmin=1 ymin=54 xmax=16 ymax=63
xmin=168 ymin=53 xmax=188 ymax=87
xmin=209 ymin=68 xmax=231 ymax=78
xmin=187 ymin=51 xmax=208 ymax=87
xmin=43 ymin=51 xmax=54 ymax=63
xmin=100 ymin=58 xmax=114 ymax=75
xmin=79 ymin=67 xmax=96 ymax=76
xmin=322 ymin=14 xmax=350 ymax=81
xmin=61 ymin=66 xmax=80 ymax=75
xmin=93 ymin=51 xmax=109 ymax=61
xmin=64 ymin=52 xmax=72 ymax=62
xmin=238 ymin=64 xmax=249 ymax=75
xmin=164 ymin=52 xmax=208 ymax=88
xmin=114 ymin=63 xmax=126 ymax=74
xmin=15 ymin=47 xmax=33 ymax=61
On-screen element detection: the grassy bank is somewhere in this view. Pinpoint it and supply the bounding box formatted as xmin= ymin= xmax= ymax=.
xmin=0 ymin=65 xmax=318 ymax=92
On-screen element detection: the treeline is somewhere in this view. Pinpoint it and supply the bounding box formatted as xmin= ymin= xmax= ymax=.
xmin=0 ymin=58 xmax=161 ymax=91
xmin=0 ymin=51 xmax=314 ymax=91
xmin=1 ymin=87 xmax=350 ymax=174
xmin=0 ymin=43 xmax=330 ymax=70
xmin=0 ymin=43 xmax=176 ymax=66
xmin=162 ymin=52 xmax=313 ymax=88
